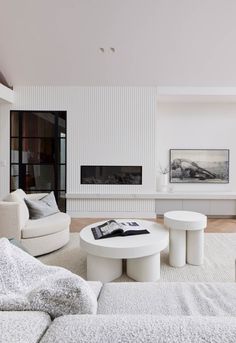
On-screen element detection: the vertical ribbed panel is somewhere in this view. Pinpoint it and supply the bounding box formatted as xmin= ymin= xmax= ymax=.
xmin=69 ymin=199 xmax=155 ymax=212
xmin=2 ymin=86 xmax=157 ymax=215
xmin=68 ymin=87 xmax=157 ymax=195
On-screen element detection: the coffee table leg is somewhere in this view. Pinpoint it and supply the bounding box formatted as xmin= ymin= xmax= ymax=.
xmin=169 ymin=229 xmax=186 ymax=267
xmin=87 ymin=254 xmax=122 ymax=282
xmin=126 ymin=253 xmax=160 ymax=282
xmin=187 ymin=229 xmax=204 ymax=265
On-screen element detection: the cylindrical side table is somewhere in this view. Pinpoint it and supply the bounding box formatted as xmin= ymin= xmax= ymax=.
xmin=164 ymin=211 xmax=207 ymax=268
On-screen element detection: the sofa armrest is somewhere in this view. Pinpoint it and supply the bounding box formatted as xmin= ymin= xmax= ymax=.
xmin=26 ymin=193 xmax=48 ymax=200
xmin=0 ymin=201 xmax=24 ymax=240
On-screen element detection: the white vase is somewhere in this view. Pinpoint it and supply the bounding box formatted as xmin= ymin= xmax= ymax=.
xmin=160 ymin=173 xmax=169 ymax=192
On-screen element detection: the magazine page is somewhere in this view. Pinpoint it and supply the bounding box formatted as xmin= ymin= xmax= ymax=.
xmin=119 ymin=221 xmax=145 ymax=232
xmin=97 ymin=220 xmax=122 ymax=235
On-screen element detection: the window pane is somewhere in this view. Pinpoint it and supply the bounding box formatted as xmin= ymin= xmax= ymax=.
xmin=58 ymin=112 xmax=66 ymax=137
xmin=24 ymin=165 xmax=55 ymax=191
xmin=22 ymin=112 xmax=55 ymax=137
xmin=11 ymin=138 xmax=19 ymax=163
xmin=60 ymin=139 xmax=66 ymax=164
xmin=58 ymin=191 xmax=66 ymax=212
xmin=59 ymin=165 xmax=66 ymax=190
xmin=11 ymin=165 xmax=19 ymax=190
xmin=11 ymin=112 xmax=19 ymax=137
xmin=22 ymin=138 xmax=55 ymax=163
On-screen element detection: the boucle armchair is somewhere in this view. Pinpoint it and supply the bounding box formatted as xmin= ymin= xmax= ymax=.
xmin=0 ymin=189 xmax=70 ymax=256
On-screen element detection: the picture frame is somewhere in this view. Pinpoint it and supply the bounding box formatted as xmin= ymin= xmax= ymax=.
xmin=169 ymin=149 xmax=229 ymax=184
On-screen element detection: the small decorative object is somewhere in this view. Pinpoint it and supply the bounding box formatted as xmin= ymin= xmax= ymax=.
xmin=158 ymin=164 xmax=169 ymax=192
xmin=170 ymin=149 xmax=229 ymax=184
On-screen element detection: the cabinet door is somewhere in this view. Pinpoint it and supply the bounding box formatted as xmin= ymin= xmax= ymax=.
xmin=210 ymin=200 xmax=236 ymax=216
xmin=182 ymin=200 xmax=210 ymax=215
xmin=156 ymin=200 xmax=182 ymax=215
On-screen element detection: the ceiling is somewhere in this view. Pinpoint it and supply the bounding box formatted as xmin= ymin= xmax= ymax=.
xmin=1 ymin=0 xmax=236 ymax=86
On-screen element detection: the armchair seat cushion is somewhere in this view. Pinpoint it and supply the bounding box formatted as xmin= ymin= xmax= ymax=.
xmin=22 ymin=212 xmax=71 ymax=239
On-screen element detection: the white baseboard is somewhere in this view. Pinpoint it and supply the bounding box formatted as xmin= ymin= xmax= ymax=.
xmin=67 ymin=211 xmax=156 ymax=219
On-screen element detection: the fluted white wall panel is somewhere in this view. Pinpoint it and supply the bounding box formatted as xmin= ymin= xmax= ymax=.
xmin=69 ymin=199 xmax=155 ymax=218
xmin=0 ymin=86 xmax=157 ymax=217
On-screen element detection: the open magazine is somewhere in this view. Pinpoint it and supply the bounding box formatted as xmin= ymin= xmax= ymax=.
xmin=91 ymin=220 xmax=150 ymax=240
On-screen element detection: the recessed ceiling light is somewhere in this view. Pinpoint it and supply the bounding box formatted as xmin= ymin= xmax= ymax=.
xmin=110 ymin=47 xmax=115 ymax=53
xmin=99 ymin=48 xmax=105 ymax=53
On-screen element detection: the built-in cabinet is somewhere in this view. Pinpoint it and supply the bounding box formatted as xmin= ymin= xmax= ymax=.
xmin=67 ymin=193 xmax=236 ymax=217
xmin=156 ymin=199 xmax=236 ymax=216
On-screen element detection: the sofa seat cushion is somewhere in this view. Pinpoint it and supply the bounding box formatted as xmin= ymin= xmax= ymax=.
xmin=98 ymin=282 xmax=236 ymax=316
xmin=40 ymin=314 xmax=236 ymax=343
xmin=0 ymin=311 xmax=51 ymax=343
xmin=22 ymin=212 xmax=71 ymax=239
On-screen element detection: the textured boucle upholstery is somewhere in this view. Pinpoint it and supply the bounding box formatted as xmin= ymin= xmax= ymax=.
xmin=22 ymin=212 xmax=71 ymax=238
xmin=0 ymin=238 xmax=97 ymax=318
xmin=98 ymin=282 xmax=236 ymax=316
xmin=0 ymin=190 xmax=70 ymax=256
xmin=40 ymin=314 xmax=236 ymax=343
xmin=4 ymin=189 xmax=29 ymax=225
xmin=0 ymin=311 xmax=51 ymax=343
xmin=87 ymin=281 xmax=103 ymax=298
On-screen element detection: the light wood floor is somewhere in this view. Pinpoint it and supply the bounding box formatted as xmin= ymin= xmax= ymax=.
xmin=70 ymin=217 xmax=236 ymax=233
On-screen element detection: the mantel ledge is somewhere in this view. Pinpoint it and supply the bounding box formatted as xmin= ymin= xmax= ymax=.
xmin=66 ymin=192 xmax=236 ymax=200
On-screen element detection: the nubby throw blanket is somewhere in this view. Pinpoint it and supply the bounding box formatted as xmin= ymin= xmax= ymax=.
xmin=0 ymin=238 xmax=97 ymax=318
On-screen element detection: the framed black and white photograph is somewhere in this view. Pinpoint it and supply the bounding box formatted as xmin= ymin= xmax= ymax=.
xmin=169 ymin=149 xmax=229 ymax=184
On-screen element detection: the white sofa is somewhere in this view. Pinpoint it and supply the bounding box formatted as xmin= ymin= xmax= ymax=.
xmin=2 ymin=281 xmax=236 ymax=343
xmin=0 ymin=189 xmax=70 ymax=256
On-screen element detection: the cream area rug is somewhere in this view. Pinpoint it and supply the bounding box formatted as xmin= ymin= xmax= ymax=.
xmin=38 ymin=233 xmax=236 ymax=282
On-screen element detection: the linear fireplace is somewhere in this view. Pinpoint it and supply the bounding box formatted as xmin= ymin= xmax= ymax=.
xmin=81 ymin=166 xmax=142 ymax=185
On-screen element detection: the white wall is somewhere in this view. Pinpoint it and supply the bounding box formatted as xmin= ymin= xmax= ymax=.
xmin=0 ymin=87 xmax=236 ymax=216
xmin=0 ymin=86 xmax=157 ymax=216
xmin=157 ymin=102 xmax=236 ymax=191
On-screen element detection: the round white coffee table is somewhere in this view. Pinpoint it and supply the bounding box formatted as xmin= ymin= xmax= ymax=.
xmin=164 ymin=211 xmax=207 ymax=268
xmin=80 ymin=219 xmax=169 ymax=282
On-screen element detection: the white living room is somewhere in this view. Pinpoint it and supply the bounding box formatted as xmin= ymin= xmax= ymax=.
xmin=1 ymin=1 xmax=236 ymax=342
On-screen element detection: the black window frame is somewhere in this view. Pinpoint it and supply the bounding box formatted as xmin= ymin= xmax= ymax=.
xmin=10 ymin=110 xmax=67 ymax=212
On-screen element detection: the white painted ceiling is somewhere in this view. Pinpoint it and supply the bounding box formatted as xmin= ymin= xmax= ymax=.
xmin=1 ymin=0 xmax=236 ymax=86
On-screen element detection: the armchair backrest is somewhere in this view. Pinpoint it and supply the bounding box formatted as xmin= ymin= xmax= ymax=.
xmin=3 ymin=189 xmax=29 ymax=223
xmin=0 ymin=189 xmax=30 ymax=239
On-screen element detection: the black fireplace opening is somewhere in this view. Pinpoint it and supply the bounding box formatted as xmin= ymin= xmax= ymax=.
xmin=81 ymin=166 xmax=142 ymax=185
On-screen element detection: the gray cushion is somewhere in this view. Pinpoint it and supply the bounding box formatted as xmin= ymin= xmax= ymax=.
xmin=0 ymin=311 xmax=51 ymax=343
xmin=40 ymin=314 xmax=236 ymax=343
xmin=24 ymin=192 xmax=59 ymax=219
xmin=97 ymin=282 xmax=236 ymax=316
